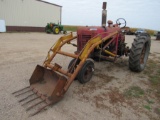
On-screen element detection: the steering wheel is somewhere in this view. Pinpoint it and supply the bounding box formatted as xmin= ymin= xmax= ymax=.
xmin=116 ymin=18 xmax=126 ymax=28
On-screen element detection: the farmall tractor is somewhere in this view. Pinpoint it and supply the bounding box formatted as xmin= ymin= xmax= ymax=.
xmin=13 ymin=2 xmax=151 ymax=116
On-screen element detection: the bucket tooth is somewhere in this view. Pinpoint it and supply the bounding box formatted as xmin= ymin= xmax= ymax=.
xmin=12 ymin=86 xmax=30 ymax=94
xmin=18 ymin=93 xmax=35 ymax=102
xmin=26 ymin=99 xmax=45 ymax=111
xmin=15 ymin=89 xmax=32 ymax=97
xmin=30 ymin=103 xmax=52 ymax=116
xmin=22 ymin=96 xmax=41 ymax=106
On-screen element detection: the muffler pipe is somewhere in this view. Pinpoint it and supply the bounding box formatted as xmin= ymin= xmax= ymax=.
xmin=102 ymin=2 xmax=107 ymax=27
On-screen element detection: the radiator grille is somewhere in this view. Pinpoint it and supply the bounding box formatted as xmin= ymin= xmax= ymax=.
xmin=81 ymin=35 xmax=91 ymax=47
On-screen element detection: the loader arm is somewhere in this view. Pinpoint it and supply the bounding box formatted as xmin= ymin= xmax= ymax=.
xmin=44 ymin=32 xmax=78 ymax=67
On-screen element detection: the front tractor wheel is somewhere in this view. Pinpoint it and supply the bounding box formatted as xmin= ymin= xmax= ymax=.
xmin=129 ymin=34 xmax=151 ymax=72
xmin=77 ymin=59 xmax=94 ymax=84
xmin=53 ymin=26 xmax=60 ymax=34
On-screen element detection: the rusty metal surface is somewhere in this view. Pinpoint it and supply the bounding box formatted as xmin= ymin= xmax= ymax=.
xmin=30 ymin=65 xmax=59 ymax=96
xmin=29 ymin=65 xmax=67 ymax=99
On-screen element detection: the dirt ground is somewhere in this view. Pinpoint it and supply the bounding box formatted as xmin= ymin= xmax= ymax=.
xmin=0 ymin=32 xmax=160 ymax=120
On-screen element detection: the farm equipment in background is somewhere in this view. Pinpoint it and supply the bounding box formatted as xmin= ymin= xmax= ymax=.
xmin=13 ymin=2 xmax=151 ymax=116
xmin=135 ymin=29 xmax=147 ymax=36
xmin=156 ymin=31 xmax=160 ymax=40
xmin=45 ymin=23 xmax=66 ymax=34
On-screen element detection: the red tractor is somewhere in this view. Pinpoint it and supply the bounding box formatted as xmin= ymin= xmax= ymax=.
xmin=69 ymin=17 xmax=151 ymax=83
xmin=13 ymin=2 xmax=151 ymax=116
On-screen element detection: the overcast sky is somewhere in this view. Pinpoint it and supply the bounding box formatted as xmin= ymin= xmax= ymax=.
xmin=44 ymin=0 xmax=160 ymax=30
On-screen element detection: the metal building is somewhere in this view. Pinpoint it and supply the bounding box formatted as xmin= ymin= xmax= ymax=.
xmin=0 ymin=0 xmax=62 ymax=32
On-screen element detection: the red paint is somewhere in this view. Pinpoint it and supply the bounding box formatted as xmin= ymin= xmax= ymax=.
xmin=76 ymin=26 xmax=121 ymax=53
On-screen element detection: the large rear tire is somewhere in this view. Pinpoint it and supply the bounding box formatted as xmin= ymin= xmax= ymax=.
xmin=53 ymin=26 xmax=60 ymax=34
xmin=77 ymin=59 xmax=94 ymax=84
xmin=129 ymin=34 xmax=151 ymax=72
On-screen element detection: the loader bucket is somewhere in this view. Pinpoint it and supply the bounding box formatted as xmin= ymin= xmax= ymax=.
xmin=12 ymin=65 xmax=67 ymax=116
xmin=29 ymin=65 xmax=67 ymax=100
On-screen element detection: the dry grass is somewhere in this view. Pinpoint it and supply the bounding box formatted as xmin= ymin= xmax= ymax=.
xmin=130 ymin=28 xmax=156 ymax=36
xmin=63 ymin=25 xmax=83 ymax=32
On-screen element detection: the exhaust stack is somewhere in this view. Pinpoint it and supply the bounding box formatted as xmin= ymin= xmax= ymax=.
xmin=102 ymin=2 xmax=107 ymax=27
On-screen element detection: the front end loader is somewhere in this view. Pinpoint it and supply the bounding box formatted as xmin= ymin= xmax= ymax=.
xmin=13 ymin=2 xmax=151 ymax=116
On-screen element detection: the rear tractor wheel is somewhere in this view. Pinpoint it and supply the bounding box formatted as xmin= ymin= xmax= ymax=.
xmin=53 ymin=26 xmax=60 ymax=34
xmin=77 ymin=59 xmax=94 ymax=84
xmin=129 ymin=34 xmax=151 ymax=72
